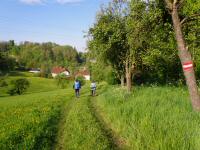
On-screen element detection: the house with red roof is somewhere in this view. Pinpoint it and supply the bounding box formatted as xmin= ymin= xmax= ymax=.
xmin=51 ymin=67 xmax=70 ymax=78
xmin=75 ymin=69 xmax=90 ymax=80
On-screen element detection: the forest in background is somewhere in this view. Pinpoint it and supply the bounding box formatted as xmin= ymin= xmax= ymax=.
xmin=0 ymin=40 xmax=86 ymax=77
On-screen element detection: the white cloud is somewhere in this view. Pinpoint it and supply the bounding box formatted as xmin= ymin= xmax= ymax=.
xmin=56 ymin=0 xmax=83 ymax=4
xmin=19 ymin=0 xmax=44 ymax=5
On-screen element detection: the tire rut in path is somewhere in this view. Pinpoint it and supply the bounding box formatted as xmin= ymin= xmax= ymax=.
xmin=54 ymin=95 xmax=76 ymax=150
xmin=88 ymin=96 xmax=128 ymax=150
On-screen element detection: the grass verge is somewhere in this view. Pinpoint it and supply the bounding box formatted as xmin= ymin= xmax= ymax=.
xmin=95 ymin=85 xmax=200 ymax=150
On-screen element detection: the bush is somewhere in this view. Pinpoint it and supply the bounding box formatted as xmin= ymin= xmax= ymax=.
xmin=76 ymin=76 xmax=86 ymax=86
xmin=0 ymin=78 xmax=8 ymax=87
xmin=8 ymin=78 xmax=30 ymax=95
xmin=105 ymin=70 xmax=118 ymax=85
xmin=47 ymin=73 xmax=53 ymax=79
xmin=55 ymin=74 xmax=68 ymax=89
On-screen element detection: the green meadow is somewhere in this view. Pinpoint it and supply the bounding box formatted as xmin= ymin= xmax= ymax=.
xmin=0 ymin=76 xmax=73 ymax=149
xmin=0 ymin=73 xmax=59 ymax=97
xmin=1 ymin=76 xmax=200 ymax=150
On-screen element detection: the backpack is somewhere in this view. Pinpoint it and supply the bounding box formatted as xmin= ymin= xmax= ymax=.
xmin=74 ymin=81 xmax=80 ymax=89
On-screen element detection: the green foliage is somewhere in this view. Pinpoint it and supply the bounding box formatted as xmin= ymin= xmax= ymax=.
xmin=87 ymin=0 xmax=200 ymax=85
xmin=76 ymin=76 xmax=86 ymax=86
xmin=8 ymin=78 xmax=30 ymax=95
xmin=0 ymin=78 xmax=8 ymax=87
xmin=55 ymin=74 xmax=68 ymax=89
xmin=88 ymin=1 xmax=128 ymax=80
xmin=105 ymin=68 xmax=118 ymax=85
xmin=0 ymin=41 xmax=85 ymax=76
xmin=0 ymin=52 xmax=16 ymax=72
xmin=17 ymin=42 xmax=80 ymax=72
xmin=89 ymin=62 xmax=105 ymax=82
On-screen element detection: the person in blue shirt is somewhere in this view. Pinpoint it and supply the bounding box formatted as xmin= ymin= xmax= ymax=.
xmin=73 ymin=79 xmax=81 ymax=98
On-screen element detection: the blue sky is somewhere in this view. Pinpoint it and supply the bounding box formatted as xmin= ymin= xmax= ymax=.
xmin=0 ymin=0 xmax=110 ymax=51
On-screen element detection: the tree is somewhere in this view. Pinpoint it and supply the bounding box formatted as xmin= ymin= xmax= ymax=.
xmin=164 ymin=0 xmax=200 ymax=111
xmin=88 ymin=0 xmax=128 ymax=88
xmin=55 ymin=74 xmax=68 ymax=89
xmin=0 ymin=52 xmax=16 ymax=73
xmin=8 ymin=78 xmax=30 ymax=95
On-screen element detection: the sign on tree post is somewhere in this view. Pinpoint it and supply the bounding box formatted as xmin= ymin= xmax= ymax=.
xmin=165 ymin=0 xmax=200 ymax=111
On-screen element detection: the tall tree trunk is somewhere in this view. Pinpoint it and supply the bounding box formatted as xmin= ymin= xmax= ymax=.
xmin=145 ymin=0 xmax=150 ymax=11
xmin=126 ymin=60 xmax=132 ymax=92
xmin=171 ymin=5 xmax=200 ymax=111
xmin=121 ymin=74 xmax=125 ymax=86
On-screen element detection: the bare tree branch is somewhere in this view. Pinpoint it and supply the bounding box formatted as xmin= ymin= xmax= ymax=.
xmin=164 ymin=0 xmax=173 ymax=10
xmin=173 ymin=0 xmax=178 ymax=5
xmin=181 ymin=13 xmax=200 ymax=25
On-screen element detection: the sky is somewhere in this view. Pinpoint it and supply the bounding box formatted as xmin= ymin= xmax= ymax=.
xmin=0 ymin=0 xmax=110 ymax=51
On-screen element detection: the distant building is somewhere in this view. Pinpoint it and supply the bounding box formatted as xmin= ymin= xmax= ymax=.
xmin=29 ymin=68 xmax=40 ymax=73
xmin=51 ymin=67 xmax=70 ymax=78
xmin=75 ymin=69 xmax=90 ymax=80
xmin=89 ymin=59 xmax=96 ymax=63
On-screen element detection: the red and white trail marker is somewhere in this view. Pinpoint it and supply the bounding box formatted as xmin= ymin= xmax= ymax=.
xmin=183 ymin=61 xmax=193 ymax=71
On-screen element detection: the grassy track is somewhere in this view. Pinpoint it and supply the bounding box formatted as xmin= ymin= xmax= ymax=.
xmin=95 ymin=85 xmax=200 ymax=150
xmin=57 ymin=84 xmax=117 ymax=150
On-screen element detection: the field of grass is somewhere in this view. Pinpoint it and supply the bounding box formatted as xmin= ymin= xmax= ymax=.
xmin=1 ymin=73 xmax=200 ymax=150
xmin=0 ymin=76 xmax=60 ymax=97
xmin=0 ymin=74 xmax=74 ymax=149
xmin=0 ymin=89 xmax=74 ymax=149
xmin=95 ymin=85 xmax=200 ymax=149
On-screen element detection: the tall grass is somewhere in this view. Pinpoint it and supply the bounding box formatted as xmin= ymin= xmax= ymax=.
xmin=0 ymin=89 xmax=73 ymax=149
xmin=95 ymin=85 xmax=200 ymax=150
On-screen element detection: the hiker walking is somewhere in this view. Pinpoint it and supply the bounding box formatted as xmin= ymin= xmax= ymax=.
xmin=73 ymin=79 xmax=81 ymax=98
xmin=90 ymin=81 xmax=96 ymax=96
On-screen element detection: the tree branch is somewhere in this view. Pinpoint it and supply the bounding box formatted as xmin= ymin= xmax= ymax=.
xmin=164 ymin=0 xmax=173 ymax=10
xmin=181 ymin=13 xmax=200 ymax=25
xmin=173 ymin=0 xmax=178 ymax=5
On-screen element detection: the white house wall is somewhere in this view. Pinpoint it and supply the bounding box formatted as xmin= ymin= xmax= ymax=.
xmin=84 ymin=75 xmax=90 ymax=81
xmin=52 ymin=73 xmax=57 ymax=78
xmin=62 ymin=71 xmax=70 ymax=76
